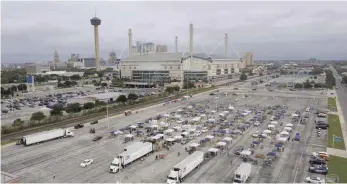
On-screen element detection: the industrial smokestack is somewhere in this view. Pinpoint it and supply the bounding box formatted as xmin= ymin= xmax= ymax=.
xmin=189 ymin=23 xmax=193 ymax=58
xmin=225 ymin=33 xmax=228 ymax=58
xmin=175 ymin=36 xmax=178 ymax=53
xmin=128 ymin=29 xmax=132 ymax=56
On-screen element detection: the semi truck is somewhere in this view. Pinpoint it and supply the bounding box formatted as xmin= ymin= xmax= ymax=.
xmin=109 ymin=142 xmax=153 ymax=173
xmin=17 ymin=128 xmax=74 ymax=146
xmin=166 ymin=151 xmax=204 ymax=183
xmin=233 ymin=163 xmax=252 ymax=183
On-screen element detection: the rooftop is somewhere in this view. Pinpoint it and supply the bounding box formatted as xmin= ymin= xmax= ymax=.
xmin=122 ymin=52 xmax=240 ymax=62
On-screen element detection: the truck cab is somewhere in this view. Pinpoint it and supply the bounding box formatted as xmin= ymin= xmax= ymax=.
xmin=110 ymin=158 xmax=121 ymax=173
xmin=167 ymin=170 xmax=179 ymax=184
xmin=65 ymin=129 xmax=74 ymax=137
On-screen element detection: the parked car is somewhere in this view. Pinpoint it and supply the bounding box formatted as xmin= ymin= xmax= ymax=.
xmin=304 ymin=176 xmax=325 ymax=183
xmin=80 ymin=159 xmax=94 ymax=167
xmin=309 ymin=157 xmax=326 ymax=165
xmin=92 ymin=136 xmax=102 ymax=141
xmin=309 ymin=165 xmax=328 ymax=175
xmin=315 ymin=124 xmax=328 ymax=129
xmin=252 ymin=131 xmax=260 ymax=138
xmin=234 ymin=146 xmax=244 ymax=155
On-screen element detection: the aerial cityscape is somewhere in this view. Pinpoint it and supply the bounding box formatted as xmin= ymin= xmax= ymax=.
xmin=1 ymin=1 xmax=347 ymax=183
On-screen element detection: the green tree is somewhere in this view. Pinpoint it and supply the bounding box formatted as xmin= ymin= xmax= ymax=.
xmin=294 ymin=83 xmax=303 ymax=88
xmin=13 ymin=118 xmax=24 ymax=127
xmin=11 ymin=85 xmax=18 ymax=92
xmin=259 ymin=72 xmax=264 ymax=76
xmin=313 ymin=76 xmax=317 ymax=79
xmin=50 ymin=104 xmax=64 ymax=117
xmin=342 ymin=76 xmax=347 ymax=84
xmin=101 ymin=82 xmax=108 ymax=87
xmin=240 ymin=73 xmax=247 ymax=81
xmin=173 ymin=85 xmax=180 ymax=92
xmin=116 ymin=95 xmax=127 ymax=104
xmin=303 ymin=80 xmax=312 ymax=88
xmin=83 ymin=102 xmax=95 ymax=110
xmin=95 ymin=100 xmax=107 ymax=107
xmin=106 ymin=77 xmax=110 ymax=81
xmin=70 ymin=74 xmax=81 ymax=80
xmin=165 ymin=87 xmax=174 ymax=94
xmin=30 ymin=111 xmax=46 ymax=123
xmin=127 ymin=93 xmax=138 ymax=102
xmin=17 ymin=84 xmax=27 ymax=91
xmin=65 ymin=103 xmax=82 ymax=113
xmin=311 ymin=68 xmax=323 ymax=75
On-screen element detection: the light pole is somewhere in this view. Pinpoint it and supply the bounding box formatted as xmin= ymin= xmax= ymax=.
xmin=107 ymin=100 xmax=109 ymax=129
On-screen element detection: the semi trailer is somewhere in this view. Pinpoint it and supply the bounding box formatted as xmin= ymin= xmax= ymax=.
xmin=166 ymin=151 xmax=205 ymax=183
xmin=17 ymin=128 xmax=74 ymax=146
xmin=109 ymin=142 xmax=153 ymax=173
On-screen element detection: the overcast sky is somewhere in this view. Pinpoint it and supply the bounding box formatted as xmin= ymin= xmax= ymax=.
xmin=2 ymin=1 xmax=347 ymax=63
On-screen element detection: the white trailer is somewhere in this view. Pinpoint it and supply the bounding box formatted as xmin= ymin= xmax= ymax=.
xmin=233 ymin=163 xmax=252 ymax=183
xmin=167 ymin=151 xmax=204 ymax=183
xmin=20 ymin=128 xmax=74 ymax=146
xmin=109 ymin=142 xmax=153 ymax=173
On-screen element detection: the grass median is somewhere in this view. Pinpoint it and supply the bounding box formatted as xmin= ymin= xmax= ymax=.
xmin=328 ymin=97 xmax=337 ymax=112
xmin=327 ymin=114 xmax=346 ymax=150
xmin=327 ymin=155 xmax=347 ymax=183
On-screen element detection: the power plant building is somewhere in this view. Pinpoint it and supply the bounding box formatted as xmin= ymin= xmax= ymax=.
xmin=244 ymin=52 xmax=254 ymax=66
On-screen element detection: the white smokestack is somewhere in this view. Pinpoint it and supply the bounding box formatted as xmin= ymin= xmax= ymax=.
xmin=175 ymin=36 xmax=178 ymax=53
xmin=128 ymin=29 xmax=132 ymax=56
xmin=189 ymin=23 xmax=193 ymax=58
xmin=225 ymin=33 xmax=228 ymax=58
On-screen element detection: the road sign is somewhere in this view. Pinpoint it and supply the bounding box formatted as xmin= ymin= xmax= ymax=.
xmin=26 ymin=75 xmax=34 ymax=84
xmin=333 ymin=135 xmax=342 ymax=143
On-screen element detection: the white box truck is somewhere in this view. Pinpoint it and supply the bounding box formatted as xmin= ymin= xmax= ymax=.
xmin=110 ymin=142 xmax=153 ymax=173
xmin=19 ymin=128 xmax=74 ymax=146
xmin=233 ymin=163 xmax=252 ymax=183
xmin=166 ymin=151 xmax=204 ymax=184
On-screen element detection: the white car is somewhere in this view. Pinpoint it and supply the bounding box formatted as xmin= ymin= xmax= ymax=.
xmin=252 ymin=131 xmax=260 ymax=138
xmin=80 ymin=159 xmax=94 ymax=167
xmin=201 ymin=127 xmax=209 ymax=133
xmin=195 ymin=131 xmax=202 ymax=136
xmin=304 ymin=176 xmax=325 ymax=183
xmin=254 ymin=121 xmax=260 ymax=126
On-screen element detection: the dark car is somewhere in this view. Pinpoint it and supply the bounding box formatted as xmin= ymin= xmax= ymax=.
xmin=209 ymin=92 xmax=216 ymax=96
xmin=93 ymin=136 xmax=103 ymax=141
xmin=90 ymin=120 xmax=98 ymax=125
xmin=309 ymin=165 xmax=328 ymax=175
xmin=316 ymin=124 xmax=328 ymax=129
xmin=309 ymin=157 xmax=326 ymax=165
xmin=74 ymin=124 xmax=84 ymax=129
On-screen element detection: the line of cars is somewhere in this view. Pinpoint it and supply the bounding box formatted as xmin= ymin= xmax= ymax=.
xmin=304 ymin=108 xmax=330 ymax=184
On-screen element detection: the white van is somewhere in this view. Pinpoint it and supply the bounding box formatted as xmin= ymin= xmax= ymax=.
xmin=306 ymin=107 xmax=311 ymax=112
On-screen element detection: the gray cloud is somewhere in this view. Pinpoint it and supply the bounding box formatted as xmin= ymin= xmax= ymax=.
xmin=1 ymin=1 xmax=347 ymax=63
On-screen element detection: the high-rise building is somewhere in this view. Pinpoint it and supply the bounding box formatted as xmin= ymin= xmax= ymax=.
xmin=53 ymin=50 xmax=60 ymax=69
xmin=156 ymin=45 xmax=168 ymax=53
xmin=244 ymin=52 xmax=254 ymax=66
xmin=108 ymin=51 xmax=117 ymax=64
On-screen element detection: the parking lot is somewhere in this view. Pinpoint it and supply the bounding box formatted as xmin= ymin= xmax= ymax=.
xmin=1 ymin=86 xmax=160 ymax=126
xmin=1 ymin=79 xmax=330 ymax=183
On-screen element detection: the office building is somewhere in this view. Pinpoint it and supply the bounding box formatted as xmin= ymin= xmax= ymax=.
xmin=156 ymin=45 xmax=168 ymax=53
